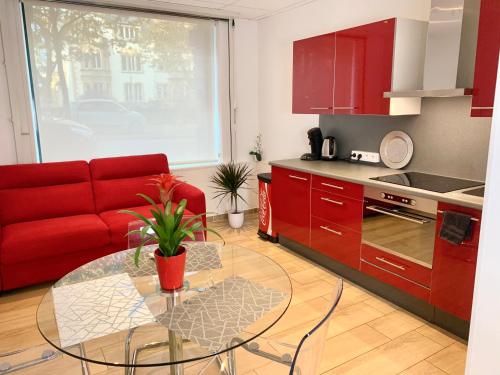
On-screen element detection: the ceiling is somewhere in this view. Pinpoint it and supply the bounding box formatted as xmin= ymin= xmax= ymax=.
xmin=138 ymin=0 xmax=316 ymax=20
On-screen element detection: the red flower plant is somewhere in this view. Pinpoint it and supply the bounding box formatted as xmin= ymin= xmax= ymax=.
xmin=151 ymin=173 xmax=182 ymax=205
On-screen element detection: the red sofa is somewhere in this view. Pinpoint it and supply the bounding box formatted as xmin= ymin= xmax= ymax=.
xmin=0 ymin=154 xmax=206 ymax=291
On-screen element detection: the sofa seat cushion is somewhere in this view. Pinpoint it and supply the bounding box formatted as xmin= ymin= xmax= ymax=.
xmin=100 ymin=203 xmax=196 ymax=250
xmin=1 ymin=215 xmax=110 ymax=265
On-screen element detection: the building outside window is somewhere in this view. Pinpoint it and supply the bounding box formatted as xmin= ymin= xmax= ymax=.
xmin=124 ymin=82 xmax=143 ymax=102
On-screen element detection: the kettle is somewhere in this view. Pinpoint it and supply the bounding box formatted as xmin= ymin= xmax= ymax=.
xmin=321 ymin=136 xmax=338 ymax=160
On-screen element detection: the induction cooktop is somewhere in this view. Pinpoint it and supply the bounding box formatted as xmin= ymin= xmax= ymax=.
xmin=370 ymin=172 xmax=484 ymax=193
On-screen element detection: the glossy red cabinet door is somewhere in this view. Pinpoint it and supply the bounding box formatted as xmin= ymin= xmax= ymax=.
xmin=471 ymin=0 xmax=500 ymax=117
xmin=292 ymin=33 xmax=335 ymax=114
xmin=311 ymin=216 xmax=361 ymax=269
xmin=430 ymin=203 xmax=482 ymax=321
xmin=272 ymin=167 xmax=311 ymax=246
xmin=333 ymin=19 xmax=395 ymax=115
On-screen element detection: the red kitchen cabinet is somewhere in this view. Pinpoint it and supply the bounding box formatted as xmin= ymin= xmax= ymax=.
xmin=311 ymin=216 xmax=361 ymax=269
xmin=333 ymin=19 xmax=395 ymax=115
xmin=471 ymin=0 xmax=500 ymax=117
xmin=292 ymin=33 xmax=335 ymax=114
xmin=430 ymin=203 xmax=482 ymax=321
xmin=311 ymin=189 xmax=363 ymax=232
xmin=272 ymin=166 xmax=311 ymax=247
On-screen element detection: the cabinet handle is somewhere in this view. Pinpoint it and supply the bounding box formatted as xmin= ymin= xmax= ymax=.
xmin=320 ymin=226 xmax=342 ymax=236
xmin=289 ymin=174 xmax=308 ymax=181
xmin=333 ymin=106 xmax=359 ymax=109
xmin=321 ymin=182 xmax=344 ymax=190
xmin=437 ymin=210 xmax=479 ymax=222
xmin=310 ymin=107 xmax=333 ymax=110
xmin=321 ymin=197 xmax=344 ymax=206
xmin=375 ymin=256 xmax=406 ymax=271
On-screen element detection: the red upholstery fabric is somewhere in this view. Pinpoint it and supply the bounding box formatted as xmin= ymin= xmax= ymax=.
xmin=0 ymin=246 xmax=114 ymax=291
xmin=1 ymin=215 xmax=110 ymax=265
xmin=100 ymin=203 xmax=195 ymax=250
xmin=0 ymin=153 xmax=206 ymax=291
xmin=0 ymin=160 xmax=90 ymax=189
xmin=172 ymin=182 xmax=207 ymax=227
xmin=0 ymin=161 xmax=95 ymax=225
xmin=90 ymin=154 xmax=169 ymax=213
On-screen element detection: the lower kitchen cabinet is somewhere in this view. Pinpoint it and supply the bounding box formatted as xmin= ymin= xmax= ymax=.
xmin=272 ymin=166 xmax=311 ymax=247
xmin=311 ymin=216 xmax=361 ymax=269
xmin=431 ymin=203 xmax=482 ymax=321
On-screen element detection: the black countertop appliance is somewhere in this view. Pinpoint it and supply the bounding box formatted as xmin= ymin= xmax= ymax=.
xmin=301 ymin=127 xmax=323 ymax=161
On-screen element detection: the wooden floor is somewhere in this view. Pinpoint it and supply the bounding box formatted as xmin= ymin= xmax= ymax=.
xmin=0 ymin=214 xmax=467 ymax=374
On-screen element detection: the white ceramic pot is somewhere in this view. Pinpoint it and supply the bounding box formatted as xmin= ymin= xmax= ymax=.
xmin=228 ymin=212 xmax=245 ymax=229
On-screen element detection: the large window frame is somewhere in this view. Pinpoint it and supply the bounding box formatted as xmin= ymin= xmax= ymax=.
xmin=7 ymin=0 xmax=233 ymax=168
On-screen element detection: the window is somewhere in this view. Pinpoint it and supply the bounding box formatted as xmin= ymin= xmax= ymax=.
xmin=81 ymin=51 xmax=103 ymax=70
xmin=124 ymin=82 xmax=143 ymax=102
xmin=23 ymin=1 xmax=230 ymax=166
xmin=119 ymin=24 xmax=139 ymax=40
xmin=121 ymin=54 xmax=142 ymax=72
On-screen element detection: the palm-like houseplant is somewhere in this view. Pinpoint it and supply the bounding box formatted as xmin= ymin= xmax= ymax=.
xmin=121 ymin=174 xmax=222 ymax=291
xmin=211 ymin=162 xmax=252 ymax=229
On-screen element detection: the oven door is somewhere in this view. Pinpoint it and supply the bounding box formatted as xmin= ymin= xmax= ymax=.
xmin=362 ymin=198 xmax=437 ymax=268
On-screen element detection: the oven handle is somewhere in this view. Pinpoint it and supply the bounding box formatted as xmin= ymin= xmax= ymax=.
xmin=366 ymin=205 xmax=430 ymax=225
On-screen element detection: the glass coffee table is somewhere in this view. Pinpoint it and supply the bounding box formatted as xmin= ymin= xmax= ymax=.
xmin=36 ymin=242 xmax=292 ymax=374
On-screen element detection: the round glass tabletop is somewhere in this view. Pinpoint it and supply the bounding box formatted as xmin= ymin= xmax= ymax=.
xmin=36 ymin=242 xmax=292 ymax=369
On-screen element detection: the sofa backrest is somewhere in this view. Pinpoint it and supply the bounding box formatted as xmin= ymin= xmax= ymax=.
xmin=90 ymin=154 xmax=169 ymax=213
xmin=0 ymin=161 xmax=95 ymax=225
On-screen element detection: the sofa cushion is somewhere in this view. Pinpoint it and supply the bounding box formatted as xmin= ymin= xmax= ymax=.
xmin=100 ymin=203 xmax=196 ymax=250
xmin=1 ymin=214 xmax=110 ymax=265
xmin=0 ymin=161 xmax=95 ymax=225
xmin=90 ymin=154 xmax=169 ymax=213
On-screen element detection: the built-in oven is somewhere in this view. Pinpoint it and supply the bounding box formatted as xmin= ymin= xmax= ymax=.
xmin=362 ymin=186 xmax=438 ymax=269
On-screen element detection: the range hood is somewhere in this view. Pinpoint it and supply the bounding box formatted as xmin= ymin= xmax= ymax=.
xmin=385 ymin=0 xmax=480 ymax=98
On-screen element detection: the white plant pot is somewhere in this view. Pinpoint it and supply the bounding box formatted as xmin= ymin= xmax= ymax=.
xmin=228 ymin=212 xmax=245 ymax=229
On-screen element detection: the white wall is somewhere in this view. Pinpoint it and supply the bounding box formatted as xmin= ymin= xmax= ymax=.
xmin=465 ymin=60 xmax=500 ymax=374
xmin=0 ymin=21 xmax=18 ymax=165
xmin=257 ymin=0 xmax=431 ymax=168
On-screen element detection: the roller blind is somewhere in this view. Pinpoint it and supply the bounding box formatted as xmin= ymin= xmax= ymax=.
xmin=23 ymin=0 xmax=230 ymax=167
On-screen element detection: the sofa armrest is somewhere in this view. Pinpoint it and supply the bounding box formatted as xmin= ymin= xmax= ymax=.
xmin=172 ymin=182 xmax=207 ymax=226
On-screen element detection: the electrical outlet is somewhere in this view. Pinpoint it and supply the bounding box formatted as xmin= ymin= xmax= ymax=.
xmin=350 ymin=150 xmax=381 ymax=163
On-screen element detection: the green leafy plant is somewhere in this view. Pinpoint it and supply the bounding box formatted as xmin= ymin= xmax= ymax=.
xmin=249 ymin=134 xmax=263 ymax=161
xmin=211 ymin=162 xmax=252 ymax=213
xmin=120 ymin=174 xmax=223 ymax=266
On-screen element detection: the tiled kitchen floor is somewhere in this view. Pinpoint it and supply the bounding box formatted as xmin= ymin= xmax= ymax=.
xmin=0 ymin=214 xmax=467 ymax=374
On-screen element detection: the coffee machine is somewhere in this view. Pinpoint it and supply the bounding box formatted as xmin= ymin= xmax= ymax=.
xmin=301 ymin=127 xmax=323 ymax=161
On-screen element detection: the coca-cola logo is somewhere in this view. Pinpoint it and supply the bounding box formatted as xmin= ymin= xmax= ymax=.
xmin=259 ymin=188 xmax=268 ymax=226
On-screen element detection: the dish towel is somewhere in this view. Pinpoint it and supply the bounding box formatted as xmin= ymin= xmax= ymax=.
xmin=439 ymin=211 xmax=473 ymax=245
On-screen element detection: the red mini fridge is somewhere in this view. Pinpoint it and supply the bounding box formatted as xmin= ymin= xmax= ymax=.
xmin=257 ymin=173 xmax=278 ymax=242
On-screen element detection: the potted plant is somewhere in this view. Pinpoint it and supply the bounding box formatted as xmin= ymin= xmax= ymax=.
xmin=121 ymin=174 xmax=222 ymax=291
xmin=249 ymin=134 xmax=263 ymax=161
xmin=211 ymin=162 xmax=252 ymax=229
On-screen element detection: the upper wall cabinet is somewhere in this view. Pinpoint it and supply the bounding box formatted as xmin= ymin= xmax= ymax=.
xmin=292 ymin=33 xmax=335 ymax=114
xmin=471 ymin=0 xmax=500 ymax=117
xmin=292 ymin=18 xmax=427 ymax=116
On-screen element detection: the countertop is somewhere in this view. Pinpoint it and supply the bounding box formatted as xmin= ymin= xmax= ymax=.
xmin=269 ymin=159 xmax=484 ymax=210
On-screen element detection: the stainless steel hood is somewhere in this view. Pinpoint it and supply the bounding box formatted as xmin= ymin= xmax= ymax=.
xmin=385 ymin=0 xmax=480 ymax=98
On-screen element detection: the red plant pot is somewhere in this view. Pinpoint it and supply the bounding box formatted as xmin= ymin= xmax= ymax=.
xmin=154 ymin=247 xmax=186 ymax=291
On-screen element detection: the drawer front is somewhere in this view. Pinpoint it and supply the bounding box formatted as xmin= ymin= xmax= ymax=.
xmin=311 ymin=216 xmax=361 ymax=269
xmin=361 ymin=260 xmax=430 ymax=302
xmin=361 ymin=244 xmax=431 ymax=287
xmin=272 ymin=167 xmax=311 ymax=247
xmin=311 ymin=189 xmax=363 ymax=232
xmin=312 ymin=174 xmax=363 ymax=200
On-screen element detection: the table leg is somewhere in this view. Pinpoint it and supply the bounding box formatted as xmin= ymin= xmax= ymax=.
xmin=227 ymin=349 xmax=237 ymax=375
xmin=78 ymin=343 xmax=90 ymax=375
xmin=165 ymin=292 xmax=184 ymax=375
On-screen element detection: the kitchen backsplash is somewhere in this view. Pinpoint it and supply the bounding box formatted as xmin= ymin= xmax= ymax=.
xmin=319 ymin=97 xmax=492 ymax=181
